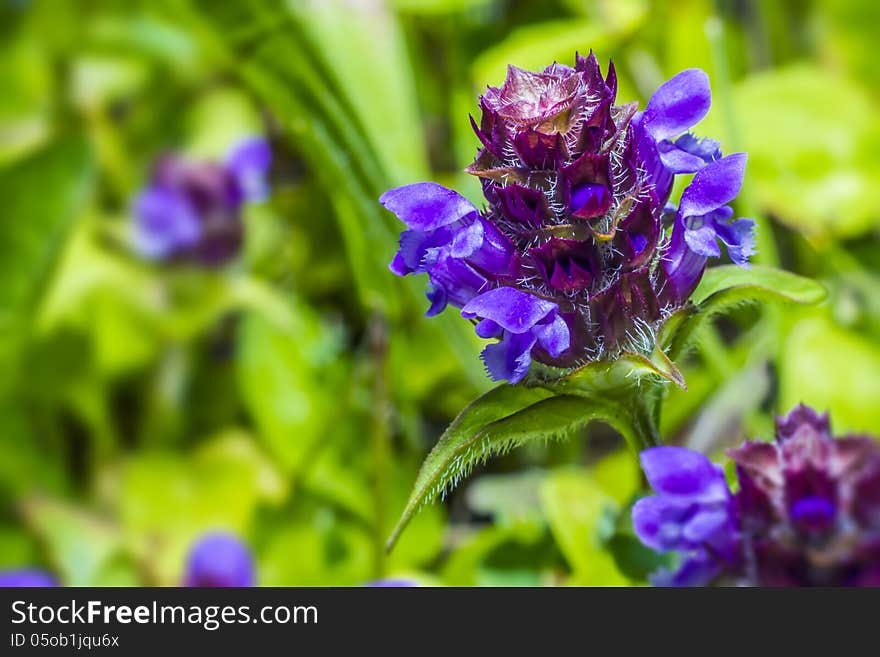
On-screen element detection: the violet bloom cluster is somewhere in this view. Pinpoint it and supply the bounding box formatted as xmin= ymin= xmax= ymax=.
xmin=632 ymin=405 xmax=880 ymax=586
xmin=133 ymin=138 xmax=271 ymax=265
xmin=183 ymin=533 xmax=255 ymax=587
xmin=381 ymin=53 xmax=753 ymax=382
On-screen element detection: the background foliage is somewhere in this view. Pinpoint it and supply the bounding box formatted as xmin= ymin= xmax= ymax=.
xmin=1 ymin=0 xmax=878 ymax=586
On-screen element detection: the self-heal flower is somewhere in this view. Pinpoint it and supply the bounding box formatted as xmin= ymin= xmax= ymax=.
xmin=632 ymin=447 xmax=739 ymax=586
xmin=632 ymin=405 xmax=880 ymax=586
xmin=381 ymin=53 xmax=753 ymax=383
xmin=183 ymin=533 xmax=255 ymax=587
xmin=133 ymin=137 xmax=272 ymax=265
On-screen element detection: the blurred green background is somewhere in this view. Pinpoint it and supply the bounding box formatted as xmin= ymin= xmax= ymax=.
xmin=1 ymin=0 xmax=878 ymax=586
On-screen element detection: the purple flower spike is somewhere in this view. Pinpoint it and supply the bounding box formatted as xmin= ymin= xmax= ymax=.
xmin=633 ymin=405 xmax=880 ymax=586
xmin=133 ymin=137 xmax=272 ymax=266
xmin=0 ymin=569 xmax=57 ymax=587
xmin=382 ymin=53 xmax=751 ymax=382
xmin=183 ymin=533 xmax=255 ymax=587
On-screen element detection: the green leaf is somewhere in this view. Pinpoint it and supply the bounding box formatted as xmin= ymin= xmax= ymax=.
xmin=691 ymin=265 xmax=828 ymax=307
xmin=21 ymin=498 xmax=122 ymax=587
xmin=386 ymin=388 xmax=630 ymax=551
xmin=237 ymin=309 xmax=343 ymax=474
xmin=701 ymin=65 xmax=880 ymax=240
xmin=780 ymin=316 xmax=880 ymax=433
xmin=0 ymin=136 xmax=93 ymax=394
xmin=539 ymin=469 xmax=629 ymax=585
xmin=667 ymin=265 xmax=826 ymax=360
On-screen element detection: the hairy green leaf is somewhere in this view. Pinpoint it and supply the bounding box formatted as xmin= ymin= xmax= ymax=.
xmin=387 ymin=388 xmax=630 ymax=550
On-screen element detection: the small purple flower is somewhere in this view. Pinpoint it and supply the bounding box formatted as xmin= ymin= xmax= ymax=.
xmin=632 ymin=405 xmax=880 ymax=586
xmin=133 ymin=137 xmax=271 ymax=265
xmin=365 ymin=578 xmax=418 ymax=587
xmin=183 ymin=533 xmax=255 ymax=587
xmin=381 ymin=53 xmax=753 ymax=382
xmin=632 ymin=447 xmax=739 ymax=586
xmin=0 ymin=569 xmax=57 ymax=587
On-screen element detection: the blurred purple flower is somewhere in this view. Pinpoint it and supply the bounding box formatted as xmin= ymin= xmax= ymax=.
xmin=365 ymin=578 xmax=418 ymax=587
xmin=632 ymin=405 xmax=880 ymax=586
xmin=183 ymin=533 xmax=255 ymax=587
xmin=381 ymin=53 xmax=752 ymax=382
xmin=133 ymin=137 xmax=271 ymax=265
xmin=633 ymin=447 xmax=739 ymax=586
xmin=0 ymin=569 xmax=57 ymax=587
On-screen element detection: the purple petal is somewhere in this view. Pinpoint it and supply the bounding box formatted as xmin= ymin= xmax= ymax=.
xmin=480 ymin=331 xmax=537 ymax=383
xmin=683 ymin=222 xmax=722 ymax=258
xmin=639 ymin=446 xmax=728 ymax=500
xmin=643 ymin=69 xmax=712 ymax=141
xmin=632 ymin=495 xmax=689 ymax=551
xmin=183 ymin=532 xmax=255 ymax=587
xmin=0 ymin=569 xmax=57 ymax=587
xmin=712 ymin=217 xmax=755 ymax=266
xmin=226 ymin=137 xmax=272 ymax=202
xmin=380 ymin=182 xmax=478 ymax=232
xmin=679 ymin=153 xmax=747 ymax=218
xmin=425 ymin=284 xmax=447 ymax=317
xmin=133 ymin=186 xmax=201 ymax=259
xmin=775 ymin=404 xmax=831 ymax=442
xmin=450 ymin=218 xmax=484 ymax=258
xmin=461 ymin=287 xmax=557 ymax=334
xmin=475 ymin=318 xmax=503 ymax=339
xmin=682 ymin=508 xmax=730 ymax=543
xmin=425 ymin=255 xmax=487 ymax=314
xmin=658 ymin=144 xmax=710 ymax=174
xmin=533 ymin=314 xmax=570 ymax=357
xmin=650 ymin=553 xmax=721 ymax=587
xmin=464 ymin=217 xmax=517 ymax=277
xmin=675 ymin=133 xmax=721 ymax=163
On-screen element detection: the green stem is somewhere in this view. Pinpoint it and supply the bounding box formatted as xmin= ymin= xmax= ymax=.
xmin=368 ymin=313 xmax=391 ymax=579
xmin=623 ymin=394 xmax=663 ymax=452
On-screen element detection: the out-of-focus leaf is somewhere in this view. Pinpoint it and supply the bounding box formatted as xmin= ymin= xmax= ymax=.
xmin=185 ymin=87 xmax=265 ymax=159
xmin=392 ymin=0 xmax=495 ymax=14
xmin=289 ymin=0 xmax=429 ymax=184
xmin=117 ymin=430 xmax=274 ymax=584
xmin=593 ymin=450 xmax=640 ymax=506
xmin=237 ymin=308 xmax=342 ymax=474
xmin=473 ymin=16 xmax=645 ymax=88
xmin=780 ymin=316 xmax=880 ymax=433
xmin=703 ymin=65 xmax=880 ymax=239
xmin=465 ymin=470 xmax=547 ymax=523
xmin=259 ymin=521 xmax=372 ymax=586
xmin=0 ymin=405 xmax=66 ymax=497
xmin=21 ymin=498 xmax=122 ymax=587
xmin=539 ymin=468 xmax=628 ymax=585
xmin=0 ymin=136 xmax=93 ymax=395
xmin=665 ymin=265 xmax=826 ymax=360
xmin=441 ymin=520 xmax=548 ymax=586
xmin=0 ymin=34 xmax=51 ymax=162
